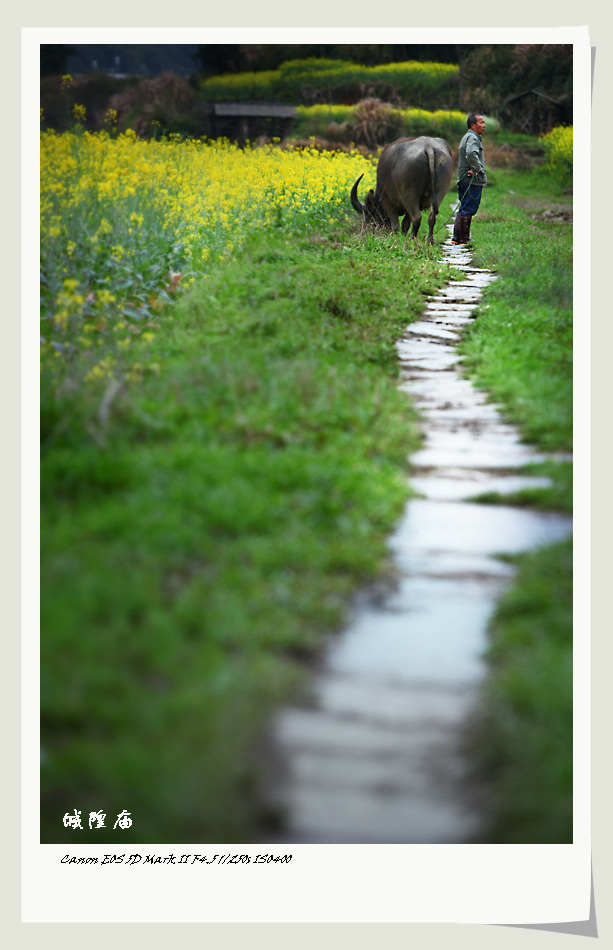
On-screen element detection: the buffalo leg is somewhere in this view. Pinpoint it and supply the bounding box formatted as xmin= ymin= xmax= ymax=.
xmin=380 ymin=196 xmax=401 ymax=232
xmin=388 ymin=210 xmax=401 ymax=232
xmin=402 ymin=201 xmax=422 ymax=239
xmin=427 ymin=209 xmax=437 ymax=245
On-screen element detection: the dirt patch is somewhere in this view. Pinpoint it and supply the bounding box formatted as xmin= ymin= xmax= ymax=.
xmin=510 ymin=196 xmax=572 ymax=211
xmin=486 ymin=143 xmax=545 ymax=171
xmin=528 ymin=208 xmax=573 ymax=224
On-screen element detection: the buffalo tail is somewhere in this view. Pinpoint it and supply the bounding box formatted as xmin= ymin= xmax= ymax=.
xmin=426 ymin=147 xmax=439 ymax=215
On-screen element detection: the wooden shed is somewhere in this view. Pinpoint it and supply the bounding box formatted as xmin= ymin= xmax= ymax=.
xmin=202 ymin=101 xmax=298 ymax=144
xmin=498 ymin=89 xmax=572 ymax=135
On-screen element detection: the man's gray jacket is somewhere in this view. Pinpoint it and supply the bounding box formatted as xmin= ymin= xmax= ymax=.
xmin=457 ymin=129 xmax=487 ymax=186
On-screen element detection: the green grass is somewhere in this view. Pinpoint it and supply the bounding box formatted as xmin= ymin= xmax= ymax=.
xmin=41 ymin=222 xmax=455 ymax=843
xmin=469 ymin=460 xmax=572 ymax=513
xmin=460 ymin=166 xmax=572 ymax=488
xmin=466 ymin=539 xmax=573 ymax=843
xmin=460 ymin=166 xmax=573 ymax=843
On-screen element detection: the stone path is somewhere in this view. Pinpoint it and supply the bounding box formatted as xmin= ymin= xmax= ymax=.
xmin=256 ymin=225 xmax=572 ymax=844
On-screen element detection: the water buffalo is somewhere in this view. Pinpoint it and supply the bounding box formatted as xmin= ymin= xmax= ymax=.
xmin=350 ymin=136 xmax=453 ymax=245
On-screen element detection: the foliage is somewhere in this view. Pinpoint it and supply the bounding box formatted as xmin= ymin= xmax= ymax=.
xmin=459 ymin=166 xmax=573 ymax=843
xmin=197 ymin=69 xmax=278 ymax=103
xmin=43 ymin=47 xmax=573 ymax=143
xmin=540 ymin=124 xmax=573 ymax=184
xmin=346 ymin=97 xmax=399 ymax=147
xmin=460 ymin=167 xmax=573 ymax=456
xmin=194 ymin=44 xmax=461 ymax=76
xmin=40 ymin=74 xmax=141 ymax=133
xmin=467 ymin=539 xmax=573 ymax=843
xmin=40 ymin=128 xmax=455 ymax=842
xmin=106 ymin=73 xmax=197 ymax=137
xmin=40 ymin=122 xmax=573 ymax=844
xmin=42 ymin=73 xmax=198 ymax=139
xmin=295 ymin=101 xmax=474 ymax=145
xmin=41 ymin=43 xmax=75 ymax=77
xmin=460 ymin=44 xmax=572 ymax=116
xmin=40 ymin=130 xmax=374 ymax=398
xmin=199 ymin=58 xmax=459 ymax=110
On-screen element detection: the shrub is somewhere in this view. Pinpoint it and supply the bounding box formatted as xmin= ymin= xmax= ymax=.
xmin=540 ymin=125 xmax=573 ymax=183
xmin=278 ymin=57 xmax=354 ymax=77
xmin=108 ymin=73 xmax=196 ymax=137
xmin=199 ymin=58 xmax=459 ymax=110
xmin=294 ymin=102 xmax=470 ymax=146
xmin=349 ymin=98 xmax=400 ymax=147
xmin=199 ymin=69 xmax=277 ymax=102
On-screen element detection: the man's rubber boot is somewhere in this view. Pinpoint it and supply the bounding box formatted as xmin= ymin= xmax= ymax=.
xmin=452 ymin=213 xmax=472 ymax=244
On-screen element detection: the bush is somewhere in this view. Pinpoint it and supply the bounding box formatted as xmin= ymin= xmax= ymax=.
xmin=40 ymin=74 xmax=140 ymax=133
xmin=199 ymin=58 xmax=459 ymax=110
xmin=294 ymin=101 xmax=471 ymax=147
xmin=540 ymin=125 xmax=573 ymax=184
xmin=278 ymin=57 xmax=353 ymax=77
xmin=347 ymin=98 xmax=400 ymax=147
xmin=199 ymin=69 xmax=277 ymax=102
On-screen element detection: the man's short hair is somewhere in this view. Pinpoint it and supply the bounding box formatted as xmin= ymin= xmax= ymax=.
xmin=467 ymin=113 xmax=480 ymax=129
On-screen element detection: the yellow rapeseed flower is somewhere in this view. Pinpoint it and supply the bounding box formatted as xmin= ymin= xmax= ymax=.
xmin=41 ymin=128 xmax=375 ymax=389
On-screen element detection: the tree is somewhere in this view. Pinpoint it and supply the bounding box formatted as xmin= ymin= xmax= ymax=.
xmin=192 ymin=44 xmax=461 ymax=78
xmin=460 ymin=44 xmax=572 ymax=115
xmin=193 ymin=45 xmax=244 ymax=77
xmin=40 ymin=45 xmax=74 ymax=77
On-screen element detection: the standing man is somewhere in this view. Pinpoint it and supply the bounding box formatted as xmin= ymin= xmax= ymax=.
xmin=452 ymin=113 xmax=487 ymax=245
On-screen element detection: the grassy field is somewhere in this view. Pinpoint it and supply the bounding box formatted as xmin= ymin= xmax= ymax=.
xmin=41 ymin=129 xmax=456 ymax=842
xmin=456 ymin=161 xmax=573 ymax=843
xmin=40 ymin=125 xmax=573 ymax=844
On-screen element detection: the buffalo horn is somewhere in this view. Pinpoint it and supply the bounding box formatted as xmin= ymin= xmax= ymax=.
xmin=350 ymin=174 xmax=366 ymax=215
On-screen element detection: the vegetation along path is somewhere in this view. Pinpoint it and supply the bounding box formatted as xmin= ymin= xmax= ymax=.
xmin=41 ymin=123 xmax=572 ymax=844
xmin=256 ymin=224 xmax=572 ymax=844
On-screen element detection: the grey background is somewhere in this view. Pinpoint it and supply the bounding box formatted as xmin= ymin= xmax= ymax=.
xmin=7 ymin=4 xmax=611 ymax=946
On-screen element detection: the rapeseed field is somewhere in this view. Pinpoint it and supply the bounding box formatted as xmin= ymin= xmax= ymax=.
xmin=40 ymin=130 xmax=373 ymax=389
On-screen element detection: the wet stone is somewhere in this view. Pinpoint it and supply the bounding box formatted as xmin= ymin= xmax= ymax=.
xmin=389 ymin=499 xmax=571 ymax=563
xmin=396 ymin=342 xmax=458 ymax=368
xmin=400 ymin=376 xmax=493 ymax=407
xmin=410 ymin=472 xmax=553 ymax=502
xmin=403 ymin=322 xmax=460 ymax=342
xmin=411 ymin=439 xmax=546 ymax=470
xmin=425 ymin=301 xmax=476 ymax=310
xmin=435 ymin=289 xmax=483 ymax=300
xmin=424 ymin=314 xmax=474 ymax=325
